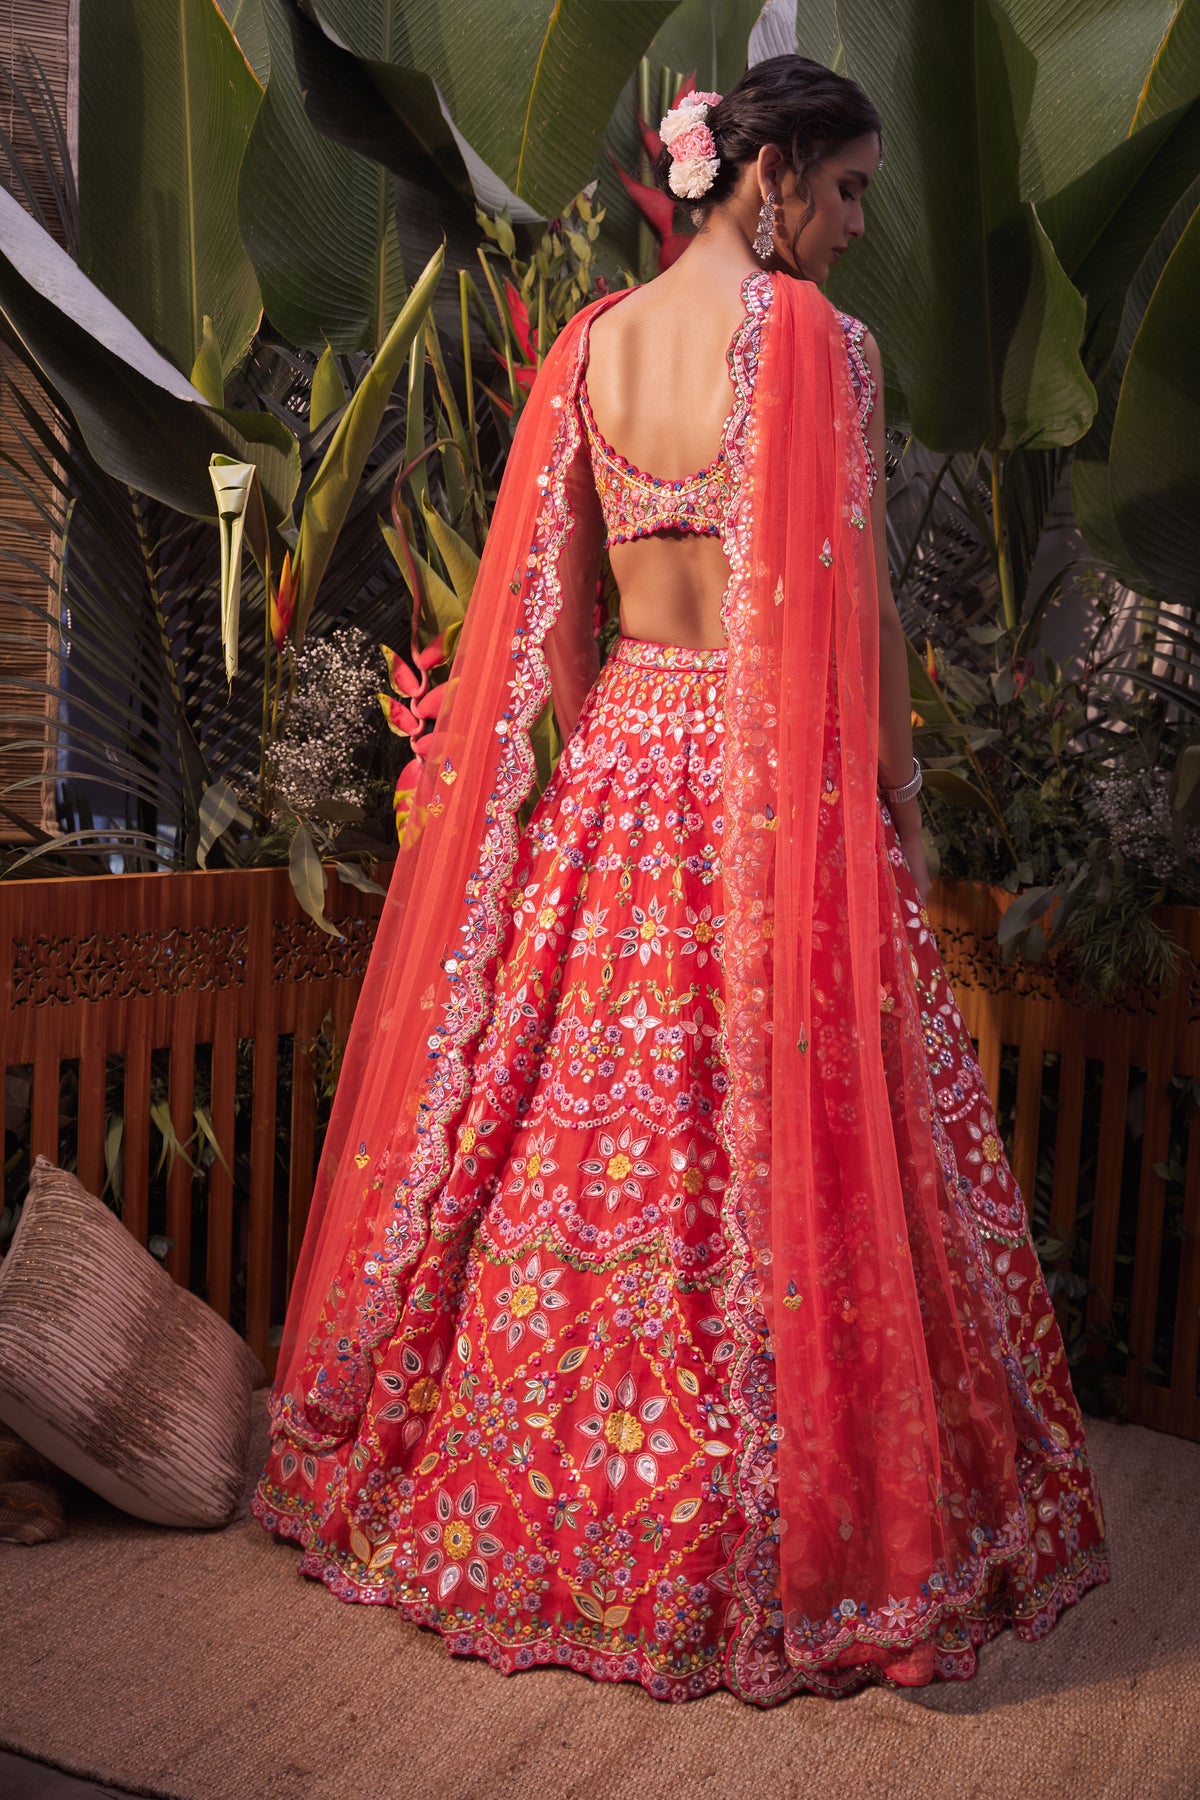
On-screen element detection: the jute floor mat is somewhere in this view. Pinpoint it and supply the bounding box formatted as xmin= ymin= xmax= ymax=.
xmin=1 ymin=1397 xmax=1196 ymax=1800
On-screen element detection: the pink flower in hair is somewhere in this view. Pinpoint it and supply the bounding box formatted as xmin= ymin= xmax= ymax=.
xmin=670 ymin=123 xmax=716 ymax=162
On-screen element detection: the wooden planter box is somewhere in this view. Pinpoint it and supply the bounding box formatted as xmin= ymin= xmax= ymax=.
xmin=3 ymin=868 xmax=1198 ymax=1440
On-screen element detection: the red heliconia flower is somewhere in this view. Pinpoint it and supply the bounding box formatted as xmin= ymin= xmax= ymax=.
xmin=270 ymin=549 xmax=296 ymax=652
xmin=415 ymin=630 xmax=450 ymax=672
xmin=504 ymin=280 xmax=537 ymax=362
xmin=379 ymin=692 xmax=421 ymax=738
xmin=616 ymin=75 xmax=710 ymax=272
xmin=382 ymin=640 xmax=423 ymax=699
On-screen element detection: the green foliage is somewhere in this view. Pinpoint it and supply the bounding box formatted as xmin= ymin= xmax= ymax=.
xmin=901 ymin=544 xmax=1198 ymax=1006
xmin=77 ymin=0 xmax=264 ymax=380
xmin=306 ymin=0 xmax=676 ymax=217
xmin=236 ymin=0 xmax=410 ymax=353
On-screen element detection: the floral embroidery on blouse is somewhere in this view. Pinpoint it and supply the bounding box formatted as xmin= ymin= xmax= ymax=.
xmin=837 ymin=311 xmax=879 ymax=497
xmin=578 ymin=378 xmax=734 ymax=545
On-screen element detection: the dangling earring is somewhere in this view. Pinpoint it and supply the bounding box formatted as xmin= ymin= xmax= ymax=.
xmin=753 ymin=192 xmax=776 ymax=262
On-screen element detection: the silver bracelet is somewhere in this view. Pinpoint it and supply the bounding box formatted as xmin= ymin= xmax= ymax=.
xmin=881 ymin=755 xmax=922 ymax=806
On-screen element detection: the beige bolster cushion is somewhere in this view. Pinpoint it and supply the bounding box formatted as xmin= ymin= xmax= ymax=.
xmin=0 ymin=1156 xmax=264 ymax=1528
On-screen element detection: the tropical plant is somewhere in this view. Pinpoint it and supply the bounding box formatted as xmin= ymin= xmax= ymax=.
xmin=381 ymin=190 xmax=611 ymax=830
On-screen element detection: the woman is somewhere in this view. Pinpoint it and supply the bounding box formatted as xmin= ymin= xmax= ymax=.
xmin=254 ymin=56 xmax=1110 ymax=1704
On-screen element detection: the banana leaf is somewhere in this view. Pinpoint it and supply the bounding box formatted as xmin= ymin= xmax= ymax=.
xmin=216 ymin=0 xmax=271 ymax=83
xmin=1072 ymin=173 xmax=1200 ymax=601
xmin=77 ymin=0 xmax=263 ymax=381
xmin=237 ymin=0 xmax=408 ymax=353
xmin=821 ymin=0 xmax=1095 ymax=451
xmin=1108 ymin=185 xmax=1200 ymax=603
xmin=304 ymin=0 xmax=676 ymax=217
xmin=0 ymin=183 xmax=300 ymax=529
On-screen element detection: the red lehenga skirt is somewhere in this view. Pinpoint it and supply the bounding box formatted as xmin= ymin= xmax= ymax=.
xmin=254 ymin=635 xmax=1110 ymax=1704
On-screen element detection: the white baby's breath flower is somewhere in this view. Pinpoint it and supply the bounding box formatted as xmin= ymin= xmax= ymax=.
xmin=669 ymin=154 xmax=720 ymax=200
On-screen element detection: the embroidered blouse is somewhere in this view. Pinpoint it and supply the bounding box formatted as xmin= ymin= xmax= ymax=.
xmin=579 ymin=297 xmax=879 ymax=550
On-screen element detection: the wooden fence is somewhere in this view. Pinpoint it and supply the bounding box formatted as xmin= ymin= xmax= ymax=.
xmin=3 ymin=868 xmax=1199 ymax=1440
xmin=932 ymin=882 xmax=1200 ymax=1442
xmin=1 ymin=866 xmax=382 ymax=1373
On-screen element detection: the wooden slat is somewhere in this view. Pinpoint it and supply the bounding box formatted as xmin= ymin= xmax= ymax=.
xmin=1011 ymin=1007 xmax=1047 ymax=1212
xmin=286 ymin=997 xmax=321 ymax=1293
xmin=1168 ymin=1097 xmax=1200 ymax=1434
xmin=122 ymin=1034 xmax=150 ymax=1246
xmin=1126 ymin=1055 xmax=1174 ymax=1402
xmin=1050 ymin=1021 xmax=1087 ymax=1244
xmin=165 ymin=999 xmax=198 ymax=1287
xmin=206 ymin=1032 xmax=237 ymax=1321
xmin=76 ymin=1040 xmax=107 ymax=1198
xmin=1087 ymin=1023 xmax=1131 ymax=1333
xmin=244 ymin=892 xmax=280 ymax=1371
xmin=29 ymin=1043 xmax=59 ymax=1162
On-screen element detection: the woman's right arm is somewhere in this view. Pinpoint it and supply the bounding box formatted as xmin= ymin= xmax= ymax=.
xmin=862 ymin=331 xmax=931 ymax=901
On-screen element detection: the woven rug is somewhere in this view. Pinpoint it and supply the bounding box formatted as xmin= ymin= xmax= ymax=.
xmin=1 ymin=1397 xmax=1196 ymax=1800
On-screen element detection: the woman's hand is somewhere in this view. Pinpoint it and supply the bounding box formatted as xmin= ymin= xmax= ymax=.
xmin=897 ymin=823 xmax=933 ymax=905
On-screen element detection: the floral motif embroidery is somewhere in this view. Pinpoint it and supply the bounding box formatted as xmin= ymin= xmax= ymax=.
xmin=837 ymin=310 xmax=879 ymax=497
xmin=579 ymin=377 xmax=735 ymax=545
xmin=489 ymin=1250 xmax=567 ymax=1348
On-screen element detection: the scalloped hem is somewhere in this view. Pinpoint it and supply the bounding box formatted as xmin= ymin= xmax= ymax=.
xmin=251 ymin=1486 xmax=1111 ymax=1707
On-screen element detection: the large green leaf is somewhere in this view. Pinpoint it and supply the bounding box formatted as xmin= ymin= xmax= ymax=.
xmin=1108 ymin=186 xmax=1200 ymax=602
xmin=216 ymin=0 xmax=271 ymax=82
xmin=824 ymin=0 xmax=1095 ymax=450
xmin=1039 ymin=99 xmax=1200 ymax=288
xmin=237 ymin=0 xmax=408 ymax=351
xmin=752 ymin=0 xmax=840 ymax=65
xmin=1021 ymin=0 xmax=1200 ymax=357
xmin=308 ymin=0 xmax=676 ymax=216
xmin=1003 ymin=0 xmax=1183 ymax=204
xmin=253 ymin=0 xmax=486 ymax=310
xmin=1132 ymin=0 xmax=1200 ymax=127
xmin=1071 ymin=173 xmax=1200 ymax=594
xmin=77 ymin=0 xmax=263 ymax=381
xmin=0 ymin=184 xmax=300 ymax=527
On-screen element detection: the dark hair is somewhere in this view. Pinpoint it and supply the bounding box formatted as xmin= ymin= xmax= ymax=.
xmin=653 ymin=55 xmax=882 ymax=252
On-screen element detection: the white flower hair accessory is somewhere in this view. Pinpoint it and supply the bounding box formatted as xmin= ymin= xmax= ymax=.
xmin=660 ymin=89 xmax=722 ymax=201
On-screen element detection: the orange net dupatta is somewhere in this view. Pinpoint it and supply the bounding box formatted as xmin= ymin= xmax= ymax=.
xmin=723 ymin=277 xmax=1026 ymax=1680
xmin=272 ymin=271 xmax=1028 ymax=1683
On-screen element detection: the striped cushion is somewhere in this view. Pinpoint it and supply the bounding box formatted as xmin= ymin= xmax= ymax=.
xmin=0 ymin=1157 xmax=263 ymax=1528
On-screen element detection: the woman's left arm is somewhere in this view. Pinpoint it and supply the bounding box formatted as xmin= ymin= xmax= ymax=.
xmin=544 ymin=419 xmax=605 ymax=743
xmin=862 ymin=330 xmax=931 ymax=902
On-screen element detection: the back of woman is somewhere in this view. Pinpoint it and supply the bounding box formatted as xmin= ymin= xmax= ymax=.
xmin=253 ymin=56 xmax=1111 ymax=1708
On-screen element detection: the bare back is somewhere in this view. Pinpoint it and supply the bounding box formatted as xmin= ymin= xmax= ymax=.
xmin=582 ymin=261 xmax=761 ymax=648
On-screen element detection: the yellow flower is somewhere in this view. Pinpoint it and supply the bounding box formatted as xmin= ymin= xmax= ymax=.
xmin=606 ymin=1151 xmax=633 ymax=1181
xmin=683 ymin=1167 xmax=703 ymax=1196
xmin=509 ymin=1282 xmax=539 ymax=1318
xmin=982 ymin=1133 xmax=1001 ymax=1164
xmin=604 ymin=1410 xmax=644 ymax=1453
xmin=459 ymin=1125 xmax=477 ymax=1155
xmin=443 ymin=1519 xmax=473 ymax=1559
xmin=409 ymin=1376 xmax=440 ymax=1413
